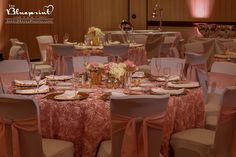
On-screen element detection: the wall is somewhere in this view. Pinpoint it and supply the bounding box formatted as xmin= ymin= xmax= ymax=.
xmin=1 ymin=0 xmax=236 ymax=60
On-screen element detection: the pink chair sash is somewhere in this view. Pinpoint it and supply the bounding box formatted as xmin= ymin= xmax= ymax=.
xmin=218 ymin=106 xmax=236 ymax=157
xmin=0 ymin=117 xmax=38 ymax=157
xmin=186 ymin=64 xmax=207 ymax=81
xmin=112 ymin=112 xmax=166 ymax=157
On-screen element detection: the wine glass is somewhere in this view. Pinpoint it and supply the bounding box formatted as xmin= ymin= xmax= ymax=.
xmin=154 ymin=58 xmax=161 ymax=77
xmin=163 ymin=67 xmax=170 ymax=87
xmin=63 ymin=33 xmax=70 ymax=43
xmin=107 ymin=33 xmax=112 ymax=44
xmin=33 ymin=69 xmax=42 ymax=94
xmin=53 ymin=34 xmax=58 ymax=44
xmin=177 ymin=63 xmax=183 ymax=80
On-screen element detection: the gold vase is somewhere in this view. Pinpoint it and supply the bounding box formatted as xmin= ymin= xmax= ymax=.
xmin=90 ymin=70 xmax=102 ymax=85
xmin=92 ymin=37 xmax=100 ymax=46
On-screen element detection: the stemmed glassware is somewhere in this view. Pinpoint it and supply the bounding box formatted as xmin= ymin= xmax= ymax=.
xmin=53 ymin=34 xmax=58 ymax=44
xmin=163 ymin=67 xmax=170 ymax=88
xmin=33 ymin=69 xmax=42 ymax=94
xmin=63 ymin=33 xmax=70 ymax=43
xmin=177 ymin=63 xmax=184 ymax=80
xmin=154 ymin=58 xmax=161 ymax=77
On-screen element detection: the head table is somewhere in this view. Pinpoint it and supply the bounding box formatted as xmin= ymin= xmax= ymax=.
xmin=8 ymin=78 xmax=204 ymax=157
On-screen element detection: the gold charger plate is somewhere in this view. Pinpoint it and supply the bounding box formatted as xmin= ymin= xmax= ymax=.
xmin=44 ymin=92 xmax=89 ymax=101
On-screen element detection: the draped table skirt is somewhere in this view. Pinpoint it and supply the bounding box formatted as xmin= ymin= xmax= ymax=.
xmin=34 ymin=87 xmax=204 ymax=157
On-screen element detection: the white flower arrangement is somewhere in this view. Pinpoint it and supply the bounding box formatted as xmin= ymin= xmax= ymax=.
xmin=105 ymin=63 xmax=126 ymax=80
xmin=87 ymin=26 xmax=105 ymax=38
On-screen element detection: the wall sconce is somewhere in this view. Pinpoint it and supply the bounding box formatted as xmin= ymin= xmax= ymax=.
xmin=188 ymin=0 xmax=215 ymax=18
xmin=152 ymin=0 xmax=163 ymax=31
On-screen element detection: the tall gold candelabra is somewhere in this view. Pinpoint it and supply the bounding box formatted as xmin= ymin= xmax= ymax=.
xmin=152 ymin=0 xmax=163 ymax=31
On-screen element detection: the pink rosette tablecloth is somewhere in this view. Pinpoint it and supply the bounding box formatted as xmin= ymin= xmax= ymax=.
xmin=33 ymin=88 xmax=204 ymax=157
xmin=8 ymin=84 xmax=204 ymax=157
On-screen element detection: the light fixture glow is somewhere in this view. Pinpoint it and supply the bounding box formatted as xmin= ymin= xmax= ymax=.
xmin=188 ymin=0 xmax=215 ymax=18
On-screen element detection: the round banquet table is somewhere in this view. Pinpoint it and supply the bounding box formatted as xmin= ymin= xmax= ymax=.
xmin=9 ymin=83 xmax=204 ymax=157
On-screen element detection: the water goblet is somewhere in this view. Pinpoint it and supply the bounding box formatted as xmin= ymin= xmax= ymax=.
xmin=154 ymin=58 xmax=161 ymax=77
xmin=63 ymin=33 xmax=70 ymax=43
xmin=163 ymin=67 xmax=170 ymax=87
xmin=33 ymin=69 xmax=42 ymax=94
xmin=53 ymin=34 xmax=58 ymax=44
xmin=177 ymin=63 xmax=184 ymax=80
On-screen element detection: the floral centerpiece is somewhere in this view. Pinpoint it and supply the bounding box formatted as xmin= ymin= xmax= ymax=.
xmin=104 ymin=62 xmax=126 ymax=80
xmin=124 ymin=60 xmax=136 ymax=72
xmin=86 ymin=26 xmax=105 ymax=46
xmin=86 ymin=63 xmax=104 ymax=85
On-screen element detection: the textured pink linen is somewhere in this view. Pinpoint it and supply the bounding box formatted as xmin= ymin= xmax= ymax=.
xmin=8 ymin=85 xmax=204 ymax=157
xmin=0 ymin=117 xmax=38 ymax=157
xmin=112 ymin=112 xmax=165 ymax=157
xmin=35 ymin=88 xmax=204 ymax=157
xmin=208 ymin=72 xmax=236 ymax=88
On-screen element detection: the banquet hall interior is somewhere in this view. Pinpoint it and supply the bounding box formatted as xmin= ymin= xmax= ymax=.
xmin=0 ymin=0 xmax=236 ymax=157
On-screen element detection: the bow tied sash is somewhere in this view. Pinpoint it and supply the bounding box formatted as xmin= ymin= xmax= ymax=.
xmin=112 ymin=112 xmax=166 ymax=157
xmin=0 ymin=117 xmax=38 ymax=157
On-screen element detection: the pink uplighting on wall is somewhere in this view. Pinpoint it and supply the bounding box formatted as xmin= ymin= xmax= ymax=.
xmin=188 ymin=0 xmax=215 ymax=18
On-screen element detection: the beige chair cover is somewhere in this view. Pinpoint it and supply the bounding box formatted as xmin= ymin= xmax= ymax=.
xmin=211 ymin=62 xmax=236 ymax=76
xmin=184 ymin=52 xmax=207 ymax=81
xmin=51 ymin=44 xmax=75 ymax=75
xmin=110 ymin=95 xmax=169 ymax=157
xmin=0 ymin=94 xmax=75 ymax=157
xmin=103 ymin=44 xmax=129 ymax=63
xmin=0 ymin=94 xmax=44 ymax=157
xmin=196 ymin=69 xmax=208 ymax=103
xmin=72 ymin=56 xmax=108 ymax=73
xmin=171 ymin=86 xmax=236 ymax=157
xmin=145 ymin=34 xmax=164 ymax=59
xmin=150 ymin=57 xmax=186 ymax=76
xmin=36 ymin=36 xmax=54 ymax=62
xmin=0 ymin=60 xmax=30 ymax=93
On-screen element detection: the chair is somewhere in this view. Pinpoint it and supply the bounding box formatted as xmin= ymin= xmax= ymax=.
xmin=145 ymin=34 xmax=164 ymax=59
xmin=0 ymin=60 xmax=30 ymax=93
xmin=211 ymin=62 xmax=236 ymax=76
xmin=184 ymin=52 xmax=207 ymax=81
xmin=97 ymin=95 xmax=170 ymax=157
xmin=8 ymin=45 xmax=26 ymax=60
xmin=171 ymin=86 xmax=236 ymax=157
xmin=184 ymin=40 xmax=215 ymax=70
xmin=73 ymin=56 xmax=108 ymax=73
xmin=159 ymin=36 xmax=180 ymax=57
xmin=9 ymin=38 xmax=19 ymax=46
xmin=133 ymin=34 xmax=148 ymax=44
xmin=36 ymin=35 xmax=54 ymax=62
xmin=103 ymin=44 xmax=129 ymax=63
xmin=205 ymin=62 xmax=236 ymax=130
xmin=0 ymin=94 xmax=74 ymax=157
xmin=51 ymin=44 xmax=75 ymax=75
xmin=150 ymin=57 xmax=186 ymax=76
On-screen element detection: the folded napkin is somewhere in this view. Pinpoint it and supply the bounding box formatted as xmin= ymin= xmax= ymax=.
xmin=16 ymin=85 xmax=50 ymax=94
xmin=64 ymin=41 xmax=77 ymax=45
xmin=156 ymin=75 xmax=180 ymax=82
xmin=167 ymin=81 xmax=199 ymax=88
xmin=46 ymin=75 xmax=72 ymax=81
xmin=151 ymin=88 xmax=184 ymax=95
xmin=132 ymin=71 xmax=145 ymax=78
xmin=77 ymin=88 xmax=96 ymax=93
xmin=129 ymin=43 xmax=143 ymax=48
xmin=129 ymin=87 xmax=147 ymax=91
xmin=111 ymin=91 xmax=127 ymax=97
xmin=14 ymin=79 xmax=46 ymax=86
xmin=55 ymin=90 xmax=77 ymax=99
xmin=107 ymin=41 xmax=120 ymax=45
